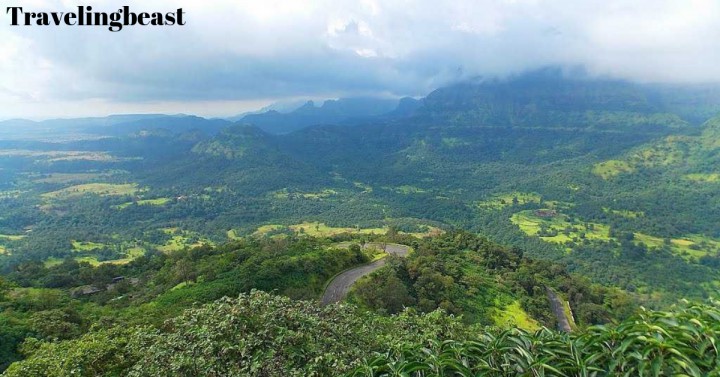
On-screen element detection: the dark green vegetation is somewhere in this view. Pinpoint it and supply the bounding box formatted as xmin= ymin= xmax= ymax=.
xmin=354 ymin=299 xmax=720 ymax=376
xmin=3 ymin=290 xmax=719 ymax=376
xmin=236 ymin=97 xmax=408 ymax=134
xmin=0 ymin=232 xmax=634 ymax=371
xmin=1 ymin=72 xmax=718 ymax=301
xmin=348 ymin=232 xmax=632 ymax=328
xmin=1 ymin=70 xmax=720 ymax=373
xmin=0 ymin=234 xmax=369 ymax=370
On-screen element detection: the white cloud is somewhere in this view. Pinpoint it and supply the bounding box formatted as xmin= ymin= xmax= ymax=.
xmin=0 ymin=0 xmax=719 ymax=118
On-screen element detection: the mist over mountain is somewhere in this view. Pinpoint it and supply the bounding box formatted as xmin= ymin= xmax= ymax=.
xmin=235 ymin=97 xmax=401 ymax=134
xmin=5 ymin=70 xmax=720 ymax=139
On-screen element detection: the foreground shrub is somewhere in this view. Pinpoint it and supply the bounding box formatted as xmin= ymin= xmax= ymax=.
xmin=4 ymin=293 xmax=718 ymax=376
xmin=352 ymin=300 xmax=720 ymax=376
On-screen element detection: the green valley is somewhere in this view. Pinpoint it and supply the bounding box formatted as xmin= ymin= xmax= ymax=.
xmin=1 ymin=73 xmax=720 ymax=374
xmin=4 ymin=0 xmax=720 ymax=373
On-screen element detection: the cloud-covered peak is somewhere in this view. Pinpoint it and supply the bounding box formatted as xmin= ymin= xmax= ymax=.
xmin=1 ymin=0 xmax=719 ymax=119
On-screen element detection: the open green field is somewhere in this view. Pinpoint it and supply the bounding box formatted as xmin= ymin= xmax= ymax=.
xmin=593 ymin=137 xmax=691 ymax=180
xmin=252 ymin=225 xmax=288 ymax=237
xmin=226 ymin=229 xmax=241 ymax=240
xmin=157 ymin=237 xmax=208 ymax=253
xmin=0 ymin=234 xmax=25 ymax=241
xmin=0 ymin=190 xmax=25 ymax=199
xmin=115 ymin=197 xmax=172 ymax=209
xmin=33 ymin=173 xmax=107 ymax=184
xmin=272 ymin=189 xmax=339 ymax=200
xmin=75 ymin=246 xmax=147 ymax=266
xmin=42 ymin=183 xmax=140 ymax=200
xmin=385 ymin=185 xmax=427 ymax=194
xmin=0 ymin=149 xmax=120 ymax=162
xmin=333 ymin=242 xmax=401 ymax=261
xmin=353 ymin=182 xmax=373 ymax=193
xmin=0 ymin=234 xmax=25 ymax=255
xmin=300 ymin=189 xmax=338 ymax=199
xmin=441 ymin=137 xmax=471 ymax=148
xmin=684 ymin=173 xmax=720 ymax=183
xmin=630 ymin=138 xmax=688 ymax=167
xmin=252 ymin=222 xmax=442 ymax=239
xmin=71 ymin=241 xmax=105 ymax=252
xmin=81 ymin=246 xmax=148 ymax=265
xmin=406 ymin=226 xmax=444 ymax=238
xmin=157 ymin=228 xmax=211 ymax=253
xmin=478 ymin=192 xmax=542 ymax=209
xmin=603 ymin=207 xmax=644 ymax=218
xmin=74 ymin=256 xmax=105 ymax=266
xmin=633 ymin=233 xmax=719 ymax=259
xmin=44 ymin=246 xmax=146 ymax=267
xmin=511 ymin=210 xmax=612 ymax=245
xmin=592 ymin=160 xmax=635 ymax=179
xmin=43 ymin=258 xmax=63 ymax=268
xmin=493 ymin=300 xmax=541 ymax=331
xmin=289 ymin=222 xmax=387 ymax=237
xmin=512 ymin=210 xmax=719 ymax=259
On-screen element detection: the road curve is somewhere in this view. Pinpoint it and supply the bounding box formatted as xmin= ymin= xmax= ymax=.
xmin=546 ymin=287 xmax=573 ymax=333
xmin=321 ymin=243 xmax=410 ymax=305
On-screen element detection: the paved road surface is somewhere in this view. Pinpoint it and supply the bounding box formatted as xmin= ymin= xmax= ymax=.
xmin=546 ymin=287 xmax=573 ymax=333
xmin=321 ymin=243 xmax=409 ymax=305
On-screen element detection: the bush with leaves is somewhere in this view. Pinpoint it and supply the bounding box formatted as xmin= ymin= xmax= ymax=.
xmin=2 ymin=327 xmax=137 ymax=377
xmin=3 ymin=291 xmax=469 ymax=377
xmin=4 ymin=293 xmax=718 ymax=377
xmin=351 ymin=300 xmax=720 ymax=376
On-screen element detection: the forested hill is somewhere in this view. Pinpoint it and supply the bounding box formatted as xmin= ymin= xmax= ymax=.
xmin=420 ymin=77 xmax=677 ymax=128
xmin=237 ymin=97 xmax=403 ymax=134
xmin=0 ymin=231 xmax=631 ymax=371
xmin=1 ymin=72 xmax=720 ymax=374
xmin=406 ymin=69 xmax=720 ymax=133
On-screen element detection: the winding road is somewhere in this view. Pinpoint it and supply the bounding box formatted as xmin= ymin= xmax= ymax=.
xmin=546 ymin=287 xmax=574 ymax=333
xmin=321 ymin=243 xmax=410 ymax=305
xmin=321 ymin=243 xmax=575 ymax=333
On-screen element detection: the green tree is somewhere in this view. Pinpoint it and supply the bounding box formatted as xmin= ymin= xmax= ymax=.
xmin=0 ymin=277 xmax=11 ymax=302
xmin=29 ymin=309 xmax=82 ymax=341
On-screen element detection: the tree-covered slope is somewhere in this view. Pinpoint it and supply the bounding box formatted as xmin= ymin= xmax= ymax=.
xmin=0 ymin=232 xmax=635 ymax=372
xmin=1 ymin=74 xmax=719 ymax=371
xmin=3 ymin=290 xmax=718 ymax=377
xmin=2 ymin=74 xmax=718 ymax=302
xmin=239 ymin=97 xmax=401 ymax=134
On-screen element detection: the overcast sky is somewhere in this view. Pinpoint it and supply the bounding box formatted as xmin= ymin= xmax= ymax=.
xmin=1 ymin=0 xmax=719 ymax=119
